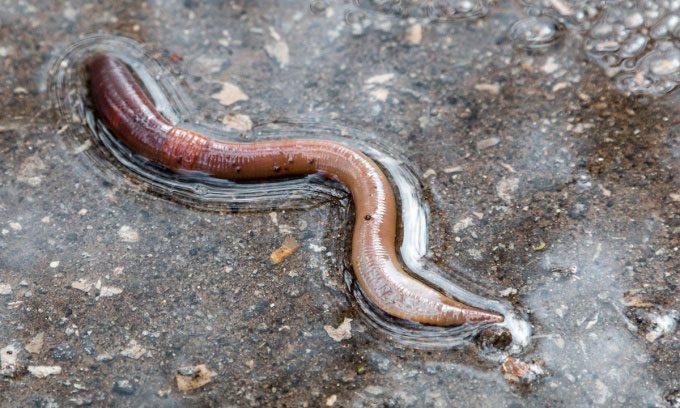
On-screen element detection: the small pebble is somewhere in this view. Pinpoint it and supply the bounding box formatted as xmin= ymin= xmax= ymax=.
xmin=52 ymin=342 xmax=75 ymax=361
xmin=476 ymin=137 xmax=500 ymax=150
xmin=474 ymin=83 xmax=501 ymax=95
xmin=112 ymin=379 xmax=136 ymax=395
xmin=28 ymin=365 xmax=62 ymax=378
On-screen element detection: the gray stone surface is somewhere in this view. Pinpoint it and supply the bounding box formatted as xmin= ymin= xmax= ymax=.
xmin=1 ymin=0 xmax=680 ymax=407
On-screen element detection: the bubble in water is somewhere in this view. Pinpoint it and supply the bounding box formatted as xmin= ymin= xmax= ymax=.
xmin=309 ymin=0 xmax=330 ymax=15
xmin=345 ymin=0 xmax=489 ymax=20
xmin=650 ymin=14 xmax=680 ymax=39
xmin=344 ymin=9 xmax=372 ymax=36
xmin=620 ymin=33 xmax=648 ymax=57
xmin=615 ymin=41 xmax=680 ymax=95
xmin=426 ymin=0 xmax=488 ymax=20
xmin=194 ymin=184 xmax=208 ymax=196
xmin=524 ymin=0 xmax=680 ymax=96
xmin=509 ymin=16 xmax=561 ymax=49
xmin=521 ymin=0 xmax=600 ymax=30
xmin=359 ymin=0 xmax=404 ymax=14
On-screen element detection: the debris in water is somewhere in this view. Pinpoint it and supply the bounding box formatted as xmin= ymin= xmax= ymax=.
xmin=112 ymin=379 xmax=136 ymax=395
xmin=476 ymin=137 xmax=500 ymax=150
xmin=71 ymin=279 xmax=92 ymax=292
xmin=404 ymin=23 xmax=422 ymax=45
xmin=25 ymin=332 xmax=44 ymax=355
xmin=176 ymin=364 xmax=216 ymax=392
xmin=222 ymin=113 xmax=253 ymax=131
xmin=496 ymin=177 xmax=519 ymax=204
xmin=369 ymin=87 xmax=389 ymax=101
xmin=501 ymin=357 xmax=545 ymax=384
xmin=28 ymin=365 xmax=62 ymax=378
xmin=324 ymin=318 xmax=353 ymax=342
xmin=325 ymin=394 xmax=338 ymax=406
xmin=453 ymin=217 xmax=474 ymax=233
xmin=443 ymin=165 xmax=463 ymax=173
xmin=211 ymin=82 xmax=249 ymax=106
xmin=622 ymin=291 xmax=653 ymax=308
xmin=265 ymin=27 xmax=290 ymax=68
xmin=118 ymin=225 xmax=139 ymax=243
xmin=499 ymin=287 xmax=518 ymax=297
xmin=365 ymin=73 xmax=394 ymax=85
xmin=474 ymin=83 xmax=501 ymax=95
xmin=1 ymin=343 xmax=20 ymax=377
xmin=271 ymin=236 xmax=300 ymax=264
xmin=98 ymin=284 xmax=123 ymax=298
xmin=533 ymin=241 xmax=546 ymax=251
xmin=120 ymin=340 xmax=147 ymax=360
xmin=645 ymin=312 xmax=678 ymax=342
xmin=17 ymin=155 xmax=46 ymax=187
xmin=422 ymin=168 xmax=436 ymax=178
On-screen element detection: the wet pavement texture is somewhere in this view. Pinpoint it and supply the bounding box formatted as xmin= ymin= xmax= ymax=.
xmin=2 ymin=0 xmax=680 ymax=407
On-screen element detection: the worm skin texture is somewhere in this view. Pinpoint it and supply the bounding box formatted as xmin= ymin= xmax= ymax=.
xmin=86 ymin=54 xmax=503 ymax=326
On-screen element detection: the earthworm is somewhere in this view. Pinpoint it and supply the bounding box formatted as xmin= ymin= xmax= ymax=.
xmin=86 ymin=53 xmax=503 ymax=326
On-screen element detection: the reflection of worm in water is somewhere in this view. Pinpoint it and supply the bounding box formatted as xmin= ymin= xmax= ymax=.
xmin=86 ymin=54 xmax=503 ymax=327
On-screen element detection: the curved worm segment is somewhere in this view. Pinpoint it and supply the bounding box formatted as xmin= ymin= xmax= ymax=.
xmin=86 ymin=53 xmax=503 ymax=326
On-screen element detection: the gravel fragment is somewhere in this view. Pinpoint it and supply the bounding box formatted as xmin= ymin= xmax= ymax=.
xmin=474 ymin=83 xmax=501 ymax=95
xmin=264 ymin=39 xmax=290 ymax=67
xmin=324 ymin=318 xmax=353 ymax=342
xmin=496 ymin=177 xmax=520 ymax=204
xmin=51 ymin=342 xmax=75 ymax=361
xmin=112 ymin=379 xmax=136 ymax=395
xmin=98 ymin=285 xmax=123 ymax=297
xmin=117 ymin=225 xmax=139 ymax=243
xmin=28 ymin=366 xmax=62 ymax=378
xmin=325 ymin=394 xmax=337 ymax=406
xmin=365 ymin=73 xmax=394 ymax=85
xmin=366 ymin=352 xmax=391 ymax=373
xmin=25 ymin=332 xmax=44 ymax=354
xmin=1 ymin=342 xmax=20 ymax=377
xmin=476 ymin=137 xmax=500 ymax=150
xmin=501 ymin=357 xmax=545 ymax=384
xmin=120 ymin=340 xmax=147 ymax=360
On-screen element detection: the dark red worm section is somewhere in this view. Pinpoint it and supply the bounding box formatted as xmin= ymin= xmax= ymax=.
xmin=87 ymin=54 xmax=503 ymax=326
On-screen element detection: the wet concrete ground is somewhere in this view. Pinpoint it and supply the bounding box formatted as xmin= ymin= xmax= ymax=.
xmin=2 ymin=0 xmax=680 ymax=407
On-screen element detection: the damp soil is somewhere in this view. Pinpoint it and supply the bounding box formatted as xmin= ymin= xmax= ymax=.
xmin=1 ymin=1 xmax=680 ymax=407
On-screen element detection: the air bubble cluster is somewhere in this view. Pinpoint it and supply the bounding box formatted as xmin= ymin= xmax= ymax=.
xmin=318 ymin=0 xmax=490 ymax=20
xmin=509 ymin=16 xmax=562 ymax=49
xmin=425 ymin=0 xmax=489 ymax=20
xmin=523 ymin=0 xmax=680 ymax=96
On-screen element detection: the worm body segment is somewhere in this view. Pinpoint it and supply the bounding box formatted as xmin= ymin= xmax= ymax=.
xmin=87 ymin=54 xmax=503 ymax=326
